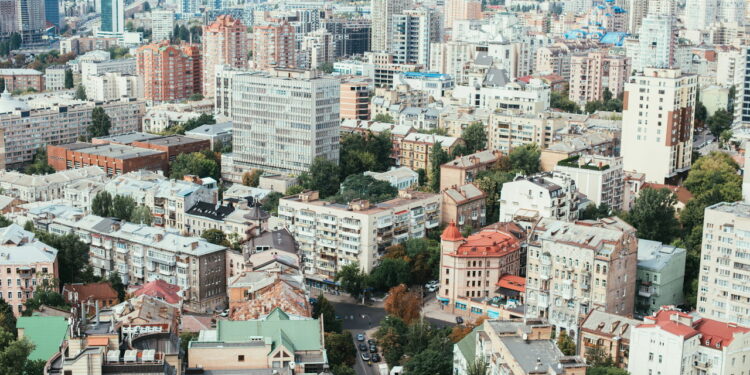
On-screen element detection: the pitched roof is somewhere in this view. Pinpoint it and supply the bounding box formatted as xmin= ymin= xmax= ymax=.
xmin=496 ymin=275 xmax=525 ymax=292
xmin=642 ymin=183 xmax=693 ymax=204
xmin=443 ymin=183 xmax=486 ymax=204
xmin=130 ymin=279 xmax=182 ymax=304
xmin=693 ymin=318 xmax=750 ymax=349
xmin=456 ymin=325 xmax=482 ymax=361
xmin=581 ymin=309 xmax=639 ymax=341
xmin=452 ymin=230 xmax=521 ymax=258
xmin=17 ymin=316 xmax=69 ymax=361
xmin=441 ymin=221 xmax=464 ymax=241
xmin=62 ymin=282 xmax=118 ymax=302
xmin=211 ymin=312 xmax=322 ymax=351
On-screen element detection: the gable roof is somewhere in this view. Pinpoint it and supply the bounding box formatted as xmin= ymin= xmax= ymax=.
xmin=214 ymin=312 xmax=322 ymax=352
xmin=63 ymin=282 xmax=118 ymax=302
xmin=17 ymin=316 xmax=69 ymax=361
xmin=130 ymin=279 xmax=182 ymax=304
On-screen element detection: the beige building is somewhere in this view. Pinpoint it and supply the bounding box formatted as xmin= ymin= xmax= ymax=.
xmin=568 ymin=50 xmax=631 ymax=106
xmin=340 ymin=80 xmax=371 ymax=120
xmin=202 ymin=15 xmax=249 ymax=97
xmin=540 ymin=133 xmax=618 ymax=172
xmin=578 ymin=309 xmax=639 ymax=369
xmin=554 ymin=154 xmax=625 ymax=211
xmin=487 ymin=110 xmax=568 ymax=153
xmin=441 ymin=183 xmax=486 ymax=229
xmin=399 ymin=133 xmax=462 ymax=171
xmin=444 ymin=0 xmax=481 ymax=28
xmin=440 ymin=149 xmax=503 ymax=192
xmin=253 ymin=20 xmax=296 ymax=71
xmin=525 ymin=217 xmax=638 ymax=338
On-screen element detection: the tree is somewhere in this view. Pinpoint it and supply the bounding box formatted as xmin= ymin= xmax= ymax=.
xmin=88 ymin=107 xmax=111 ymax=138
xmin=368 ymin=258 xmax=410 ymax=292
xmin=130 ymin=205 xmax=152 ymax=225
xmin=74 ymin=85 xmax=86 ymax=100
xmin=299 ymin=157 xmax=340 ymax=198
xmin=586 ymin=367 xmax=629 ymax=375
xmin=91 ymin=191 xmax=113 ymax=217
xmin=23 ymin=288 xmax=68 ymax=315
xmin=556 ymin=330 xmax=576 ymax=355
xmin=34 ymin=232 xmax=92 ymax=285
xmin=261 ymin=192 xmax=283 ymax=214
xmin=707 ymin=109 xmax=733 ymax=137
xmin=201 ymin=229 xmax=228 ymax=246
xmin=0 ymin=216 xmax=10 ymax=228
xmin=334 ymin=263 xmax=369 ymax=299
xmin=0 ymin=79 xmax=3 ymax=93
xmin=449 ymin=316 xmax=486 ymax=343
xmin=695 ymin=100 xmax=707 ymax=126
xmin=242 ymin=169 xmax=263 ymax=187
xmin=466 ymin=358 xmax=489 ymax=375
xmin=108 ymin=273 xmax=126 ymax=301
xmin=143 ymin=1 xmax=151 ymax=11
xmin=579 ymin=203 xmax=610 ymax=220
xmin=509 ymin=143 xmax=540 ymax=175
xmin=179 ymin=332 xmax=198 ymax=363
xmin=188 ymin=93 xmax=203 ymax=101
xmin=550 ymin=91 xmax=581 ymax=113
xmin=585 ymin=345 xmax=615 ymax=368
xmin=169 ymin=152 xmax=220 ymax=180
xmin=384 ymin=284 xmax=421 ymax=324
xmin=374 ymin=316 xmax=407 ymax=366
xmin=112 ymin=195 xmax=136 ymax=221
xmin=318 ymin=62 xmax=334 ymax=73
xmin=623 ymin=187 xmax=680 ymax=244
xmin=325 ymin=331 xmax=356 ymax=367
xmin=332 ymin=174 xmax=398 ymax=204
xmin=313 ymin=294 xmax=341 ymax=332
xmin=474 ymin=169 xmax=514 ymax=223
xmin=373 ymin=113 xmax=394 ymax=123
xmin=429 ymin=142 xmax=451 ymax=192
xmin=64 ymin=69 xmax=73 ymax=89
xmin=405 ymin=348 xmax=452 ymax=375
xmin=0 ymin=299 xmax=16 ymax=337
xmin=24 ymin=147 xmax=54 ymax=175
xmin=331 ymin=364 xmax=356 ymax=375
xmin=461 ymin=122 xmax=487 ymax=154
xmin=23 ymin=359 xmax=46 ymax=375
xmin=164 ymin=113 xmax=215 ymax=135
xmin=0 ymin=327 xmax=33 ymax=375
xmin=339 ymin=132 xmax=393 ymax=179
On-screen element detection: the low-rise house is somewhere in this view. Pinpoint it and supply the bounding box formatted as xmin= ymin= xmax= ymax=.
xmin=499 ymin=172 xmax=580 ymax=223
xmin=188 ymin=308 xmax=327 ymax=374
xmin=62 ymin=282 xmax=120 ymax=315
xmin=578 ymin=309 xmax=640 ymax=369
xmin=441 ymin=183 xmax=486 ymax=229
xmin=399 ymin=133 xmax=462 ymax=171
xmin=111 ymin=294 xmax=181 ymax=332
xmin=128 ymin=279 xmax=183 ymax=306
xmin=440 ymin=150 xmax=503 ymax=192
xmin=635 ymin=239 xmax=686 ymax=317
xmin=364 ymin=167 xmax=419 ymax=190
xmin=0 ymin=166 xmax=106 ymax=203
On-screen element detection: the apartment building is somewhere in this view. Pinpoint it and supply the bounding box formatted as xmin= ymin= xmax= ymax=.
xmin=370 ymin=0 xmax=410 ymax=52
xmin=277 ymin=190 xmax=440 ymax=283
xmin=150 ymin=9 xmax=175 ymax=41
xmin=0 ymin=94 xmax=144 ymax=168
xmin=339 ymin=80 xmax=371 ymax=120
xmin=84 ymin=72 xmax=144 ymax=102
xmin=453 ymin=73 xmax=551 ymax=113
xmin=50 ymin=215 xmax=227 ymax=312
xmin=439 ymin=106 xmax=492 ymax=137
xmin=399 ymin=133 xmax=462 ymax=171
xmin=441 ymin=184 xmax=486 ymax=229
xmin=697 ymin=202 xmax=750 ymax=325
xmin=298 ymin=28 xmax=335 ymax=70
xmin=636 ymin=239 xmax=686 ymax=317
xmin=44 ymin=66 xmax=67 ymax=92
xmin=486 ymin=110 xmax=568 ymax=153
xmin=0 ymin=166 xmax=106 ymax=202
xmin=443 ymin=0 xmax=481 ymax=28
xmin=184 ymin=200 xmax=269 ymax=240
xmin=252 ymin=20 xmax=296 ymax=70
xmin=634 ymin=14 xmax=675 ymax=71
xmin=364 ymin=167 xmax=418 ymax=190
xmin=0 ymin=69 xmax=44 ymax=92
xmin=0 ymin=224 xmax=59 ymax=316
xmin=136 ymin=41 xmax=202 ymax=103
xmin=499 ymin=172 xmax=580 ymax=223
xmin=568 ymin=50 xmax=631 ymax=106
xmin=540 ymin=133 xmax=617 ymax=171
xmin=202 ymin=15 xmax=249 ymax=97
xmin=440 ymin=150 xmax=503 ymax=192
xmin=578 ymin=309 xmax=639 ymax=369
xmin=226 ymin=69 xmax=340 ymax=176
xmin=81 ymin=58 xmax=137 ymax=77
xmin=621 ymin=68 xmax=696 ymax=183
xmin=554 ymin=154 xmax=624 ymax=211
xmin=390 ymin=8 xmax=442 ymax=66
xmin=525 ymin=217 xmax=638 ymax=337
xmin=628 ymin=306 xmax=750 ymax=375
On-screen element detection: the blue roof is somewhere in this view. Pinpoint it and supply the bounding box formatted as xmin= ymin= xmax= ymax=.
xmin=600 ymin=32 xmax=628 ymax=46
xmin=564 ymin=30 xmax=588 ymax=39
xmin=402 ymin=72 xmax=450 ymax=79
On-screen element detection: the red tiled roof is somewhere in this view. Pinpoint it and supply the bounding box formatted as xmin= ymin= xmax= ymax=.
xmin=694 ymin=318 xmax=750 ymax=349
xmin=130 ymin=280 xmax=182 ymax=304
xmin=63 ymin=282 xmax=118 ymax=302
xmin=453 ymin=230 xmax=520 ymax=257
xmin=441 ymin=221 xmax=464 ymax=241
xmin=496 ymin=274 xmax=525 ymax=292
xmin=642 ymin=183 xmax=693 ymax=204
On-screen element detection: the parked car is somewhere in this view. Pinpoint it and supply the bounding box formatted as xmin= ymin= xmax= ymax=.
xmin=358 ymin=343 xmax=368 ymax=352
xmin=369 ymin=345 xmax=378 ymax=353
xmin=372 ymin=353 xmax=381 ymax=362
xmin=357 ymin=333 xmax=365 ymax=341
xmin=367 ymin=339 xmax=376 ymax=346
xmin=426 ymin=284 xmax=438 ymax=292
xmin=456 ymin=316 xmax=464 ymax=324
xmin=219 ymin=309 xmax=229 ymax=317
xmin=361 ymin=352 xmax=371 ymax=361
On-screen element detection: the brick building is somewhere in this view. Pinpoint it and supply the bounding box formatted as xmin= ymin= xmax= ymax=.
xmin=252 ymin=20 xmax=296 ymax=70
xmin=440 ymin=149 xmax=503 ymax=191
xmin=47 ymin=142 xmax=167 ymax=176
xmin=202 ymin=15 xmax=249 ymax=97
xmin=0 ymin=69 xmax=45 ymax=92
xmin=131 ymin=135 xmax=210 ymax=162
xmin=340 ymin=80 xmax=370 ymax=120
xmin=136 ymin=41 xmax=202 ymax=103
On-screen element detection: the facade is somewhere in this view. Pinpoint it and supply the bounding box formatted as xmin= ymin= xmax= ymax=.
xmin=15 ymin=0 xmax=45 ymax=44
xmin=370 ymin=0 xmax=410 ymax=52
xmin=364 ymin=167 xmax=418 ymax=190
xmin=184 ymin=121 xmax=232 ymax=150
xmin=47 ymin=143 xmax=167 ymax=176
xmin=697 ymin=202 xmax=750 ymax=325
xmin=188 ymin=309 xmax=327 ymax=374
xmin=444 ymin=0 xmax=481 ymax=29
xmin=0 ymin=69 xmax=44 ymax=92
xmin=440 ymin=150 xmax=503 ymax=192
xmin=635 ymin=14 xmax=674 ymax=71
xmin=398 ymin=133 xmax=461 ymax=171
xmin=184 ymin=200 xmax=268 ymax=239
xmin=339 ymin=80 xmax=370 ymax=120
xmin=525 ymin=217 xmax=638 ymax=337
xmin=84 ymin=72 xmax=143 ymax=101
xmin=252 ymin=21 xmax=296 ymax=71
xmin=578 ymin=309 xmax=640 ymax=369
xmin=150 ymin=10 xmax=175 ymax=42
xmin=0 ymin=166 xmax=106 ymax=202
xmin=498 ymin=172 xmax=580 ymax=223
xmin=227 ymin=69 xmax=340 ymax=176
xmin=621 ymin=68 xmax=696 ymax=183
xmin=390 ymin=8 xmax=442 ymax=66
xmin=636 ymin=239 xmax=686 ymax=317
xmin=0 ymin=224 xmax=59 ymax=316
xmin=202 ymin=15 xmax=249 ymax=97
xmin=298 ymin=28 xmax=335 ymax=70
xmin=739 ymin=46 xmax=750 ymax=126
xmin=0 ymin=0 xmax=16 ymax=35
xmin=487 ymin=110 xmax=567 ymax=153
xmin=136 ymin=42 xmax=202 ymax=103
xmin=131 ymin=136 xmax=210 ymax=164
xmin=568 ymin=50 xmax=630 ymax=106
xmin=277 ymin=190 xmax=440 ymax=281
xmin=628 ymin=306 xmax=750 ymax=375
xmin=553 ymin=154 xmax=624 ymax=211
xmin=99 ymin=0 xmax=124 ymax=35
xmin=441 ymin=183 xmax=486 ymax=229
xmin=44 ymin=66 xmax=67 ymax=92
xmin=50 ymin=215 xmax=227 ymax=312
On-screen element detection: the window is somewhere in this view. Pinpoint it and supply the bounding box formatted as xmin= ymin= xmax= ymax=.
xmin=238 ymin=355 xmax=245 ymax=362
xmin=649 ymin=352 xmax=653 ymax=361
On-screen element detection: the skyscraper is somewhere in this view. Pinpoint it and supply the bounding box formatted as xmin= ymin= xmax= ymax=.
xmin=370 ymin=0 xmax=410 ymax=52
xmin=635 ymin=14 xmax=674 ymax=71
xmin=15 ymin=0 xmax=45 ymax=44
xmin=100 ymin=0 xmax=124 ymax=35
xmin=620 ymin=68 xmax=696 ymax=183
xmin=390 ymin=7 xmax=442 ymax=66
xmin=737 ymin=46 xmax=750 ymax=126
xmin=0 ymin=0 xmax=17 ymax=35
xmin=44 ymin=0 xmax=59 ymax=29
xmin=202 ymin=15 xmax=249 ymax=97
xmin=252 ymin=20 xmax=296 ymax=71
xmin=151 ymin=10 xmax=175 ymax=42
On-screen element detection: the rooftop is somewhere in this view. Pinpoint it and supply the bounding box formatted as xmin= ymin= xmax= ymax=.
xmin=129 ymin=279 xmax=182 ymax=305
xmin=62 ymin=282 xmax=118 ymax=302
xmin=136 ymin=135 xmax=209 ymax=147
xmin=637 ymin=239 xmax=686 ymax=272
xmin=0 ymin=69 xmax=43 ymax=75
xmin=0 ymin=224 xmax=58 ymax=265
xmin=17 ymin=316 xmax=69 ymax=361
xmin=185 ymin=122 xmax=232 ymax=137
xmin=443 ymin=183 xmax=486 ymax=204
xmin=92 ymin=132 xmax=162 ymax=145
xmin=451 ymin=229 xmax=521 ymax=258
xmin=60 ymin=143 xmax=165 ymax=160
xmin=534 ymin=217 xmax=634 ymax=255
xmin=706 ymin=201 xmax=750 ymax=218
xmin=580 ymin=309 xmax=640 ymax=341
xmin=403 ymin=132 xmax=460 ymax=147
xmin=442 ymin=150 xmax=503 ymax=170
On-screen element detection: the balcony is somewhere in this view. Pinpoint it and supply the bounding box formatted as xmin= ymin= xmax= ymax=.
xmin=693 ymin=360 xmax=711 ymax=370
xmin=561 ymin=280 xmax=573 ymax=300
xmin=639 ymin=286 xmax=657 ymax=298
xmin=538 ymin=293 xmax=549 ymax=308
xmin=158 ymin=268 xmax=174 ymax=276
xmin=426 ymin=219 xmax=440 ymax=229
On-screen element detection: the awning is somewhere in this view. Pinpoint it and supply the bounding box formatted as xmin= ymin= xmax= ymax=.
xmin=437 ymin=297 xmax=449 ymax=302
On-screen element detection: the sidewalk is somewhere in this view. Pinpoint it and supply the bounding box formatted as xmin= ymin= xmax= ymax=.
xmin=422 ymin=296 xmax=457 ymax=323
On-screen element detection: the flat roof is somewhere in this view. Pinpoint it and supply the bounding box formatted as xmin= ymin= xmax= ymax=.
xmin=73 ymin=143 xmax=165 ymax=160
xmin=93 ymin=132 xmax=162 ymax=145
xmin=138 ymin=135 xmax=208 ymax=147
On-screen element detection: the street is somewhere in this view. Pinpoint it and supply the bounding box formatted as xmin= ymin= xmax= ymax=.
xmin=694 ymin=129 xmax=717 ymax=155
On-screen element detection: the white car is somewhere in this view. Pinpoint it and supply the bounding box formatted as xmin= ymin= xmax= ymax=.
xmin=426 ymin=284 xmax=438 ymax=292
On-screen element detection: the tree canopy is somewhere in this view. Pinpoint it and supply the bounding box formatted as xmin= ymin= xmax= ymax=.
xmin=169 ymin=150 xmax=220 ymax=181
xmin=509 ymin=143 xmax=541 ymax=175
xmin=331 ymin=174 xmax=397 ymax=204
xmin=312 ymin=294 xmax=341 ymax=333
xmin=334 ymin=263 xmax=369 ymax=299
xmin=429 ymin=142 xmax=451 ymax=192
xmin=339 ymin=131 xmax=393 ymax=179
xmin=163 ymin=114 xmax=215 ymax=135
xmin=299 ymin=157 xmax=341 ymax=198
xmin=622 ymin=187 xmax=680 ymax=244
xmin=384 ymin=284 xmax=421 ymax=324
xmin=91 ymin=191 xmax=113 ymax=217
xmin=368 ymin=258 xmax=410 ymax=292
xmin=88 ymin=107 xmax=111 ymax=139
xmin=706 ymin=109 xmax=733 ymax=138
xmin=24 ymin=147 xmax=54 ymax=175
xmin=550 ymin=91 xmax=581 ymax=113
xmin=461 ymin=122 xmax=487 ymax=154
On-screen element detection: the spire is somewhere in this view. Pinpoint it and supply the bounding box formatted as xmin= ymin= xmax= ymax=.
xmin=441 ymin=220 xmax=464 ymax=241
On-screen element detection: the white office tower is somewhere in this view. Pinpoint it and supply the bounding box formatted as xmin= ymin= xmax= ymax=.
xmin=229 ymin=69 xmax=340 ymax=176
xmin=390 ymin=8 xmax=442 ymax=66
xmin=621 ymin=68 xmax=697 ymax=183
xmin=99 ymin=0 xmax=124 ymax=35
xmin=627 ymin=0 xmax=649 ymax=33
xmin=646 ymin=0 xmax=675 ymax=16
xmin=151 ymin=10 xmax=175 ymax=41
xmin=685 ymin=0 xmax=718 ymax=30
xmin=737 ymin=46 xmax=750 ymax=126
xmin=370 ymin=0 xmax=411 ymax=52
xmin=635 ymin=14 xmax=674 ymax=71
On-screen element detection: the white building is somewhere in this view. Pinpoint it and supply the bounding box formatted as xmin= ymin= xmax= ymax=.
xmin=628 ymin=306 xmax=750 ymax=375
xmin=83 ymin=72 xmax=144 ymax=101
xmin=151 ymin=10 xmax=175 ymax=42
xmin=390 ymin=7 xmax=442 ymax=66
xmin=498 ymin=172 xmax=580 ymax=223
xmin=452 ymin=71 xmax=550 ymax=113
xmin=0 ymin=166 xmax=106 ymax=203
xmin=44 ymin=66 xmax=68 ymax=92
xmin=620 ymin=68 xmax=696 ymax=183
xmin=635 ymin=14 xmax=674 ymax=71
xmin=298 ymin=28 xmax=335 ymax=70
xmin=553 ymin=155 xmax=624 ymax=211
xmin=395 ymin=72 xmax=454 ymax=100
xmin=81 ymin=58 xmax=137 ymax=77
xmin=364 ymin=167 xmax=419 ymax=190
xmin=370 ymin=0 xmax=411 ymax=52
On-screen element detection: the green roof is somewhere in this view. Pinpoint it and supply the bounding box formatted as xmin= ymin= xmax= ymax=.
xmin=215 ymin=308 xmax=322 ymax=351
xmin=17 ymin=316 xmax=68 ymax=361
xmin=456 ymin=325 xmax=483 ymax=362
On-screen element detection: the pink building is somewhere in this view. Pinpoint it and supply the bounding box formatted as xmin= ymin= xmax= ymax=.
xmin=444 ymin=0 xmax=482 ymax=28
xmin=0 ymin=69 xmax=44 ymax=92
xmin=568 ymin=50 xmax=630 ymax=106
xmin=0 ymin=224 xmax=59 ymax=316
xmin=202 ymin=15 xmax=249 ymax=97
xmin=252 ymin=20 xmax=296 ymax=70
xmin=136 ymin=41 xmax=202 ymax=103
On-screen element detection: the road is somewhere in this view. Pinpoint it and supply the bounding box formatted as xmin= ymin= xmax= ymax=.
xmin=694 ymin=129 xmax=717 ymax=155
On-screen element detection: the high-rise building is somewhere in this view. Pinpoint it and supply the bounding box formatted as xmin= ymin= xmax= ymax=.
xmin=568 ymin=50 xmax=631 ymax=105
xmin=339 ymin=80 xmax=370 ymax=120
xmin=150 ymin=9 xmax=175 ymax=42
xmin=686 ymin=0 xmax=746 ymax=30
xmin=44 ymin=0 xmax=59 ymax=29
xmin=99 ymin=0 xmax=124 ymax=35
xmin=621 ymin=68 xmax=696 ymax=183
xmin=228 ymin=69 xmax=339 ymax=175
xmin=444 ymin=0 xmax=481 ymax=29
xmin=0 ymin=0 xmax=17 ymax=35
xmin=737 ymin=46 xmax=750 ymax=126
xmin=696 ymin=201 xmax=750 ymax=325
xmin=15 ymin=0 xmax=45 ymax=44
xmin=390 ymin=7 xmax=442 ymax=66
xmin=635 ymin=14 xmax=674 ymax=71
xmin=252 ymin=20 xmax=296 ymax=71
xmin=627 ymin=0 xmax=648 ymax=33
xmin=370 ymin=0 xmax=410 ymax=52
xmin=298 ymin=28 xmax=335 ymax=70
xmin=202 ymin=15 xmax=249 ymax=97
xmin=136 ymin=41 xmax=202 ymax=103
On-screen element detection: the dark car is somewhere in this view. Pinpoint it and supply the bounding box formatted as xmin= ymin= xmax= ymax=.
xmin=456 ymin=316 xmax=464 ymax=324
xmin=361 ymin=352 xmax=371 ymax=361
xmin=369 ymin=345 xmax=378 ymax=353
xmin=371 ymin=353 xmax=381 ymax=362
xmin=367 ymin=339 xmax=376 ymax=346
xmin=358 ymin=343 xmax=368 ymax=351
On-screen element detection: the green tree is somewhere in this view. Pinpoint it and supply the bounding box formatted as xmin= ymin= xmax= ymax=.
xmin=332 ymin=174 xmax=398 ymax=204
xmin=108 ymin=273 xmax=126 ymax=301
xmin=112 ymin=195 xmax=136 ymax=221
xmin=474 ymin=169 xmax=514 ymax=224
xmin=339 ymin=132 xmax=393 ymax=178
xmin=0 ymin=216 xmax=11 ymax=227
xmin=64 ymin=69 xmax=74 ymax=89
xmin=299 ymin=157 xmax=340 ymax=198
xmin=91 ymin=191 xmax=113 ymax=217
xmin=312 ymin=294 xmax=341 ymax=333
xmin=169 ymin=151 xmax=220 ymax=180
xmin=579 ymin=203 xmax=611 ymax=220
xmin=429 ymin=142 xmax=450 ymax=192
xmin=334 ymin=262 xmax=369 ymax=299
xmin=130 ymin=205 xmax=152 ymax=225
xmin=242 ymin=169 xmax=263 ymax=187
xmin=374 ymin=316 xmax=407 ymax=367
xmin=74 ymin=85 xmax=86 ymax=100
xmin=368 ymin=258 xmax=410 ymax=292
xmin=188 ymin=93 xmax=203 ymax=101
xmin=585 ymin=345 xmax=615 ymax=368
xmin=707 ymin=109 xmax=733 ymax=138
xmin=23 ymin=359 xmax=46 ymax=375
xmin=467 ymin=358 xmax=489 ymax=375
xmin=318 ymin=62 xmax=334 ymax=73
xmin=461 ymin=122 xmax=487 ymax=154
xmin=261 ymin=192 xmax=283 ymax=214
xmin=143 ymin=1 xmax=151 ymax=11
xmin=586 ymin=367 xmax=629 ymax=375
xmin=331 ymin=364 xmax=356 ymax=375
xmin=325 ymin=331 xmax=356 ymax=367
xmin=286 ymin=185 xmax=305 ymax=195
xmin=88 ymin=107 xmax=111 ymax=138
xmin=0 ymin=299 xmax=15 ymax=337
xmin=373 ymin=113 xmax=394 ymax=123
xmin=23 ymin=287 xmax=68 ymax=315
xmin=695 ymin=100 xmax=707 ymax=126
xmin=556 ymin=330 xmax=576 ymax=355
xmin=509 ymin=143 xmax=540 ymax=175
xmin=24 ymin=147 xmax=54 ymax=175
xmin=0 ymin=79 xmax=4 ymax=92
xmin=405 ymin=348 xmax=452 ymax=374
xmin=623 ymin=187 xmax=680 ymax=244
xmin=550 ymin=91 xmax=581 ymax=113
xmin=0 ymin=327 xmax=33 ymax=375
xmin=201 ymin=229 xmax=228 ymax=246
xmin=179 ymin=332 xmax=198 ymax=363
xmin=34 ymin=232 xmax=92 ymax=285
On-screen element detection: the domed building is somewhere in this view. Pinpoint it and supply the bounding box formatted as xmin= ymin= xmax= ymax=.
xmin=0 ymin=88 xmax=30 ymax=114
